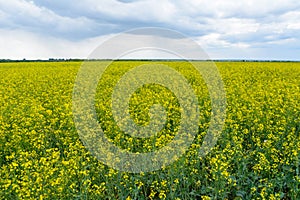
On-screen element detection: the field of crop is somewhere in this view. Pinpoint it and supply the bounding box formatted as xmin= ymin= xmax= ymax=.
xmin=0 ymin=61 xmax=299 ymax=199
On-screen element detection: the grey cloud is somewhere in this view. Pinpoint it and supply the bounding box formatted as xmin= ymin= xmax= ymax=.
xmin=116 ymin=0 xmax=145 ymax=3
xmin=1 ymin=0 xmax=300 ymax=60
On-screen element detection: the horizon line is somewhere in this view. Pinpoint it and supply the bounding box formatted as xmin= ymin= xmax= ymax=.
xmin=1 ymin=58 xmax=300 ymax=63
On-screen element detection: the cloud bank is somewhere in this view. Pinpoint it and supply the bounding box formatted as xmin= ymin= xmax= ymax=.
xmin=1 ymin=0 xmax=300 ymax=60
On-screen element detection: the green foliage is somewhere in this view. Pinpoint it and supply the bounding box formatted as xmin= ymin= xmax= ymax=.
xmin=0 ymin=61 xmax=299 ymax=199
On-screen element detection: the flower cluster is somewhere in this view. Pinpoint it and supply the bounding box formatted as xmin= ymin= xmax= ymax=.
xmin=0 ymin=61 xmax=299 ymax=199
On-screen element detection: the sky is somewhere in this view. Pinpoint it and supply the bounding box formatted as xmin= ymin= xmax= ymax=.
xmin=1 ymin=0 xmax=300 ymax=60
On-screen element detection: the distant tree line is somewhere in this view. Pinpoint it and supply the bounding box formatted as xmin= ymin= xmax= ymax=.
xmin=0 ymin=58 xmax=84 ymax=63
xmin=0 ymin=58 xmax=299 ymax=63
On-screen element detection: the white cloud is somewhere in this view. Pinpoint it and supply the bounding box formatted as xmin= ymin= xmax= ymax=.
xmin=0 ymin=0 xmax=300 ymax=59
xmin=0 ymin=29 xmax=114 ymax=59
xmin=0 ymin=0 xmax=98 ymax=38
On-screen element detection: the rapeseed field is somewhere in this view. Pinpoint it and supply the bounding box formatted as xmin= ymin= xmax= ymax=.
xmin=0 ymin=61 xmax=299 ymax=199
